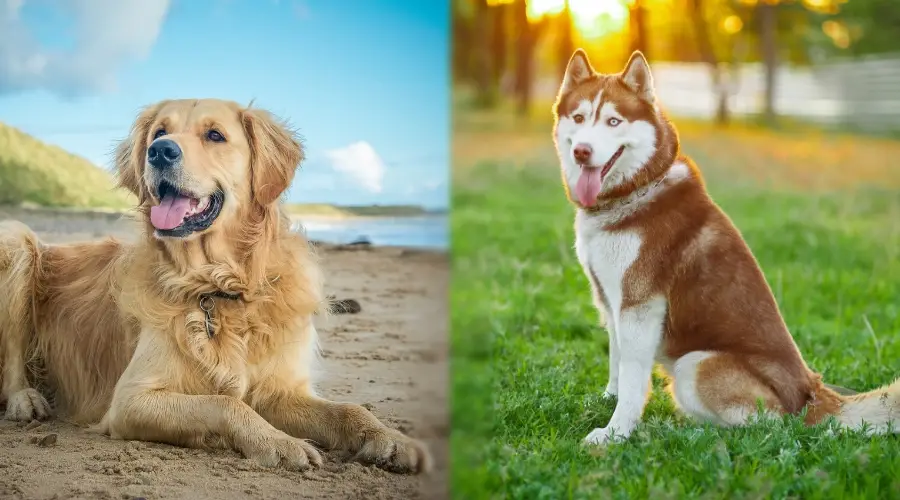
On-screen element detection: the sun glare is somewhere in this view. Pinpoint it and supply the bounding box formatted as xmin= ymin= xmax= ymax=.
xmin=528 ymin=0 xmax=629 ymax=37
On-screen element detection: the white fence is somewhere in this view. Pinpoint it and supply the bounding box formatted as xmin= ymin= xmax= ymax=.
xmin=536 ymin=54 xmax=900 ymax=132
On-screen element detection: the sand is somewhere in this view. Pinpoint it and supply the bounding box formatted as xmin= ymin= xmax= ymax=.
xmin=0 ymin=208 xmax=448 ymax=500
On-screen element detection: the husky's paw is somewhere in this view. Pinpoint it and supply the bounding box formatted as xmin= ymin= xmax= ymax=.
xmin=582 ymin=427 xmax=625 ymax=447
xmin=602 ymin=380 xmax=618 ymax=398
xmin=4 ymin=388 xmax=51 ymax=422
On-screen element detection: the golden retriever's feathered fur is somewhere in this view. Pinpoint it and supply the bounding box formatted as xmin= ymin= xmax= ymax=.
xmin=0 ymin=98 xmax=430 ymax=474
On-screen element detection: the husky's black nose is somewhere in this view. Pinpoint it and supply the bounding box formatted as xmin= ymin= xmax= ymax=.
xmin=147 ymin=139 xmax=182 ymax=169
xmin=573 ymin=143 xmax=593 ymax=164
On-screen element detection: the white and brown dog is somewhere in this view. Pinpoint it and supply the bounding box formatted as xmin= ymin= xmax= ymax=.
xmin=553 ymin=49 xmax=899 ymax=446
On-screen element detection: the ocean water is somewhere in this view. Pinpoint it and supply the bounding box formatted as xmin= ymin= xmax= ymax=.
xmin=293 ymin=214 xmax=448 ymax=250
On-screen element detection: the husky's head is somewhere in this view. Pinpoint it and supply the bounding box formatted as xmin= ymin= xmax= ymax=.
xmin=553 ymin=49 xmax=675 ymax=209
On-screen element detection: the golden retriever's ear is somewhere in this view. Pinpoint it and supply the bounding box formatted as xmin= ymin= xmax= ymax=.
xmin=114 ymin=102 xmax=166 ymax=204
xmin=241 ymin=109 xmax=303 ymax=206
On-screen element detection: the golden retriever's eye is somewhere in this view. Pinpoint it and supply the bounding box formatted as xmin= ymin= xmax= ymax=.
xmin=573 ymin=114 xmax=585 ymax=124
xmin=153 ymin=128 xmax=167 ymax=140
xmin=607 ymin=117 xmax=622 ymax=127
xmin=206 ymin=130 xmax=226 ymax=143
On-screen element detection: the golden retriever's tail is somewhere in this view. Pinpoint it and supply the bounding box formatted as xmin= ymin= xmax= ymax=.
xmin=0 ymin=220 xmax=43 ymax=399
xmin=328 ymin=297 xmax=361 ymax=315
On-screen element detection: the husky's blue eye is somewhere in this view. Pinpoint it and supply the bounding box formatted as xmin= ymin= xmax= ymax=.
xmin=607 ymin=117 xmax=622 ymax=127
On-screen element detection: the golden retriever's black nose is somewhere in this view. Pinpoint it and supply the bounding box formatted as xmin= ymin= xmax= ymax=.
xmin=147 ymin=139 xmax=182 ymax=169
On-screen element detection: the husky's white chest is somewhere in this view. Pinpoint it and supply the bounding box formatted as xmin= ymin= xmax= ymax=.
xmin=574 ymin=211 xmax=643 ymax=320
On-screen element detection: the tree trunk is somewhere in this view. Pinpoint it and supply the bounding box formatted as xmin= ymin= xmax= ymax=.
xmin=629 ymin=0 xmax=649 ymax=59
xmin=473 ymin=0 xmax=494 ymax=108
xmin=689 ymin=0 xmax=729 ymax=125
xmin=451 ymin=2 xmax=469 ymax=83
xmin=758 ymin=1 xmax=778 ymax=125
xmin=557 ymin=0 xmax=575 ymax=80
xmin=513 ymin=0 xmax=534 ymax=116
xmin=490 ymin=3 xmax=507 ymax=87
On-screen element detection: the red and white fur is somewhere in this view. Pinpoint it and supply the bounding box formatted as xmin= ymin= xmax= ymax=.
xmin=553 ymin=49 xmax=900 ymax=446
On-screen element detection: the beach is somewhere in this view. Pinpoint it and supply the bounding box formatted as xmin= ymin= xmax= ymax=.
xmin=0 ymin=207 xmax=448 ymax=500
xmin=293 ymin=214 xmax=448 ymax=250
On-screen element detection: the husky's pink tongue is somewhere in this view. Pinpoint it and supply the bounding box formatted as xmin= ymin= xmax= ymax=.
xmin=575 ymin=167 xmax=603 ymax=207
xmin=150 ymin=192 xmax=193 ymax=230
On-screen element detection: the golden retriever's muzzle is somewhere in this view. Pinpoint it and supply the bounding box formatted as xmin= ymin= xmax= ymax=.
xmin=147 ymin=138 xmax=182 ymax=171
xmin=146 ymin=138 xmax=225 ymax=238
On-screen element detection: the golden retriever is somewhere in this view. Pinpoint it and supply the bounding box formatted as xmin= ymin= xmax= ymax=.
xmin=0 ymin=98 xmax=431 ymax=474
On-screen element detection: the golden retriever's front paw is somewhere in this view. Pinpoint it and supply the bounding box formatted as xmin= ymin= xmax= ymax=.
xmin=353 ymin=427 xmax=432 ymax=474
xmin=4 ymin=388 xmax=51 ymax=422
xmin=238 ymin=430 xmax=323 ymax=471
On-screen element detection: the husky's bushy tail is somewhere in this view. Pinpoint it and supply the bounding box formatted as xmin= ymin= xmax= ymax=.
xmin=834 ymin=378 xmax=900 ymax=434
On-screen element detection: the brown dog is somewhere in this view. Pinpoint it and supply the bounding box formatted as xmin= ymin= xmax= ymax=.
xmin=553 ymin=49 xmax=898 ymax=446
xmin=0 ymin=98 xmax=431 ymax=473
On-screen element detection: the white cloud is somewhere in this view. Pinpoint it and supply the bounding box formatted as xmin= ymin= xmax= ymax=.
xmin=0 ymin=0 xmax=171 ymax=95
xmin=324 ymin=141 xmax=386 ymax=193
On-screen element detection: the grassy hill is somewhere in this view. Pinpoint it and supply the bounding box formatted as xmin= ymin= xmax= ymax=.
xmin=0 ymin=122 xmax=436 ymax=216
xmin=286 ymin=203 xmax=435 ymax=217
xmin=0 ymin=121 xmax=133 ymax=208
xmin=284 ymin=203 xmax=356 ymax=217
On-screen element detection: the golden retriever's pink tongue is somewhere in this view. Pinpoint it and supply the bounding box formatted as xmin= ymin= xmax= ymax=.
xmin=575 ymin=167 xmax=602 ymax=207
xmin=150 ymin=193 xmax=192 ymax=230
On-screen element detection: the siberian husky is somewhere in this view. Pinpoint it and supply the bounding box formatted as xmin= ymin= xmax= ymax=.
xmin=553 ymin=49 xmax=899 ymax=445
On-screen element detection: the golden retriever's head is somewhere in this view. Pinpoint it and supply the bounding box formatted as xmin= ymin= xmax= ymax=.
xmin=115 ymin=98 xmax=301 ymax=239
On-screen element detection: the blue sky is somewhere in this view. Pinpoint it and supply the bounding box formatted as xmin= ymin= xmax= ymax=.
xmin=0 ymin=0 xmax=449 ymax=209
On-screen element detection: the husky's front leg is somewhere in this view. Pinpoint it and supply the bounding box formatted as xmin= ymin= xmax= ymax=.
xmin=586 ymin=270 xmax=618 ymax=398
xmin=584 ymin=297 xmax=666 ymax=446
xmin=601 ymin=313 xmax=619 ymax=399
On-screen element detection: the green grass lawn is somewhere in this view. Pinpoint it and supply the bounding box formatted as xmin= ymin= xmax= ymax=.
xmin=452 ymin=109 xmax=900 ymax=499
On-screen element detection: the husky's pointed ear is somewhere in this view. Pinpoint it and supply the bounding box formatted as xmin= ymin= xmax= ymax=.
xmin=560 ymin=49 xmax=595 ymax=94
xmin=622 ymin=50 xmax=655 ymax=102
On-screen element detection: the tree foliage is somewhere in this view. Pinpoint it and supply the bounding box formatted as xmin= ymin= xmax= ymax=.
xmin=453 ymin=0 xmax=899 ymax=115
